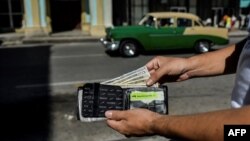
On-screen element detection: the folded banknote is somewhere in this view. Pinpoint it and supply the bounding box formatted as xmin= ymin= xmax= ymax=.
xmin=101 ymin=66 xmax=158 ymax=88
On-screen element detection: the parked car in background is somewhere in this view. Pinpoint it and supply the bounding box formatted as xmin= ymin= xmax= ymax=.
xmin=100 ymin=12 xmax=229 ymax=57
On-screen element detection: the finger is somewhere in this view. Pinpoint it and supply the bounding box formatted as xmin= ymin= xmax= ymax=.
xmin=146 ymin=57 xmax=160 ymax=71
xmin=105 ymin=110 xmax=126 ymax=120
xmin=177 ymin=73 xmax=189 ymax=81
xmin=146 ymin=67 xmax=168 ymax=86
xmin=148 ymin=69 xmax=156 ymax=75
xmin=106 ymin=120 xmax=122 ymax=130
xmin=106 ymin=120 xmax=127 ymax=135
xmin=145 ymin=60 xmax=156 ymax=71
xmin=153 ymin=61 xmax=160 ymax=70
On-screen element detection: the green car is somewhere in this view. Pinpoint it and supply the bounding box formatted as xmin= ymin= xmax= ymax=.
xmin=100 ymin=12 xmax=229 ymax=57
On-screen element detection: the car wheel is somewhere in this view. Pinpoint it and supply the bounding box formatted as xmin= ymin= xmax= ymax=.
xmin=120 ymin=40 xmax=139 ymax=57
xmin=194 ymin=41 xmax=211 ymax=53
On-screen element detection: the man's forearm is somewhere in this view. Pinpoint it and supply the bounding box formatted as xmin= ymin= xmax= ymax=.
xmin=185 ymin=42 xmax=242 ymax=77
xmin=152 ymin=106 xmax=250 ymax=141
xmin=186 ymin=37 xmax=247 ymax=77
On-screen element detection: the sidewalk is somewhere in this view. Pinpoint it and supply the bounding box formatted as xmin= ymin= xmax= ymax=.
xmin=228 ymin=29 xmax=248 ymax=37
xmin=23 ymin=30 xmax=101 ymax=44
xmin=0 ymin=30 xmax=101 ymax=46
xmin=0 ymin=29 xmax=248 ymax=46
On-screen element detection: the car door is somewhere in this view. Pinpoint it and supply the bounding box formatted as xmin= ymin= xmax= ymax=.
xmin=175 ymin=17 xmax=196 ymax=49
xmin=148 ymin=17 xmax=178 ymax=50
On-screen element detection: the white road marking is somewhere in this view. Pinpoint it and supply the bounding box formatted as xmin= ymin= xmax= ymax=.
xmin=15 ymin=79 xmax=108 ymax=89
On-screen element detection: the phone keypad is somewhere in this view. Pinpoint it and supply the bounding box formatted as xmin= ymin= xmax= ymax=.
xmin=81 ymin=83 xmax=124 ymax=117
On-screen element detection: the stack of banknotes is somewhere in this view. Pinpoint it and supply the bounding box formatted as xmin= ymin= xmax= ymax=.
xmin=101 ymin=66 xmax=158 ymax=88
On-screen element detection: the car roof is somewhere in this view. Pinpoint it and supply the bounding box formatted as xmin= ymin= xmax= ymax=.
xmin=147 ymin=12 xmax=200 ymax=20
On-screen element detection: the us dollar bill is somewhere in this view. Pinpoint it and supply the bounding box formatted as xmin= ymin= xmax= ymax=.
xmin=101 ymin=66 xmax=147 ymax=84
xmin=111 ymin=83 xmax=159 ymax=88
xmin=101 ymin=66 xmax=149 ymax=85
xmin=110 ymin=70 xmax=150 ymax=85
xmin=119 ymin=74 xmax=149 ymax=84
xmin=101 ymin=66 xmax=158 ymax=88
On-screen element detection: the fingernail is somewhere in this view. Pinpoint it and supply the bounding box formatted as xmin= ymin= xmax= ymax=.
xmin=105 ymin=111 xmax=112 ymax=118
xmin=146 ymin=79 xmax=153 ymax=86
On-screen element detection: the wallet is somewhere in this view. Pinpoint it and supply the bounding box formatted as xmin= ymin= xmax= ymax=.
xmin=76 ymin=83 xmax=168 ymax=122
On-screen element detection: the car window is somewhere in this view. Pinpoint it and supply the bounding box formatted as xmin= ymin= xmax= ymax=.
xmin=142 ymin=15 xmax=155 ymax=27
xmin=177 ymin=18 xmax=192 ymax=27
xmin=194 ymin=21 xmax=201 ymax=26
xmin=158 ymin=18 xmax=175 ymax=27
xmin=198 ymin=19 xmax=205 ymax=26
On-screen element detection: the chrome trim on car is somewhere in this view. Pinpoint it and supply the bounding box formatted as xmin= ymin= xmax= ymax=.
xmin=100 ymin=38 xmax=120 ymax=51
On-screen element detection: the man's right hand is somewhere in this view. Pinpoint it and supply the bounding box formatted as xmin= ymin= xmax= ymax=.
xmin=146 ymin=56 xmax=191 ymax=86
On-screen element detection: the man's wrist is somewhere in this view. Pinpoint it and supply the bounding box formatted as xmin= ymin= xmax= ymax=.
xmin=150 ymin=115 xmax=170 ymax=136
xmin=186 ymin=55 xmax=199 ymax=72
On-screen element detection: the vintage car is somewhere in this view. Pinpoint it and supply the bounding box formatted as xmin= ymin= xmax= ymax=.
xmin=100 ymin=12 xmax=229 ymax=57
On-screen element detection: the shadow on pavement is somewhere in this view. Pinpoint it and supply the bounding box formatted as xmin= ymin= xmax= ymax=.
xmin=0 ymin=45 xmax=51 ymax=141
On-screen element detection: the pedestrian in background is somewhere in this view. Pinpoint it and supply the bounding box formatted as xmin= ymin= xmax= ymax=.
xmin=237 ymin=15 xmax=242 ymax=29
xmin=225 ymin=15 xmax=232 ymax=31
xmin=246 ymin=11 xmax=250 ymax=32
xmin=231 ymin=14 xmax=237 ymax=29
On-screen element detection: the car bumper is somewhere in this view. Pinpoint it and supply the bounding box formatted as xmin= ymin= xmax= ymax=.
xmin=100 ymin=38 xmax=120 ymax=51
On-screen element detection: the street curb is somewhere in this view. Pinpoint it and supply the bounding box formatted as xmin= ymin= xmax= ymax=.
xmin=20 ymin=34 xmax=248 ymax=44
xmin=229 ymin=34 xmax=248 ymax=38
xmin=228 ymin=30 xmax=248 ymax=38
xmin=0 ymin=33 xmax=248 ymax=46
xmin=17 ymin=34 xmax=248 ymax=44
xmin=22 ymin=37 xmax=100 ymax=44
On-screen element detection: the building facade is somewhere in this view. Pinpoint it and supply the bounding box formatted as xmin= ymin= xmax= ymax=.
xmin=0 ymin=0 xmax=113 ymax=36
xmin=0 ymin=0 xmax=247 ymax=36
xmin=113 ymin=0 xmax=241 ymax=27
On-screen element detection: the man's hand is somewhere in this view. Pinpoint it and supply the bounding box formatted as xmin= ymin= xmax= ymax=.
xmin=146 ymin=56 xmax=190 ymax=86
xmin=105 ymin=109 xmax=161 ymax=137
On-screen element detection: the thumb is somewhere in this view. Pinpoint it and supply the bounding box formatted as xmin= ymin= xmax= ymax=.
xmin=105 ymin=110 xmax=126 ymax=120
xmin=177 ymin=73 xmax=189 ymax=81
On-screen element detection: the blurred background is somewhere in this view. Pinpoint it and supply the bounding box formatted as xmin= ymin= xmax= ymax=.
xmin=0 ymin=0 xmax=250 ymax=36
xmin=0 ymin=0 xmax=249 ymax=141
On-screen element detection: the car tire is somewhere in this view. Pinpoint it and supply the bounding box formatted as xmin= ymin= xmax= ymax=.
xmin=194 ymin=40 xmax=211 ymax=53
xmin=119 ymin=40 xmax=139 ymax=57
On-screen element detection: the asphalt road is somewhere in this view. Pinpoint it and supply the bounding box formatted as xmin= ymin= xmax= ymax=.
xmin=46 ymin=36 xmax=245 ymax=95
xmin=0 ymin=36 xmax=246 ymax=141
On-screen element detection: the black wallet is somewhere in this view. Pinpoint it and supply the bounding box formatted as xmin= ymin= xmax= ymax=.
xmin=76 ymin=83 xmax=168 ymax=122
